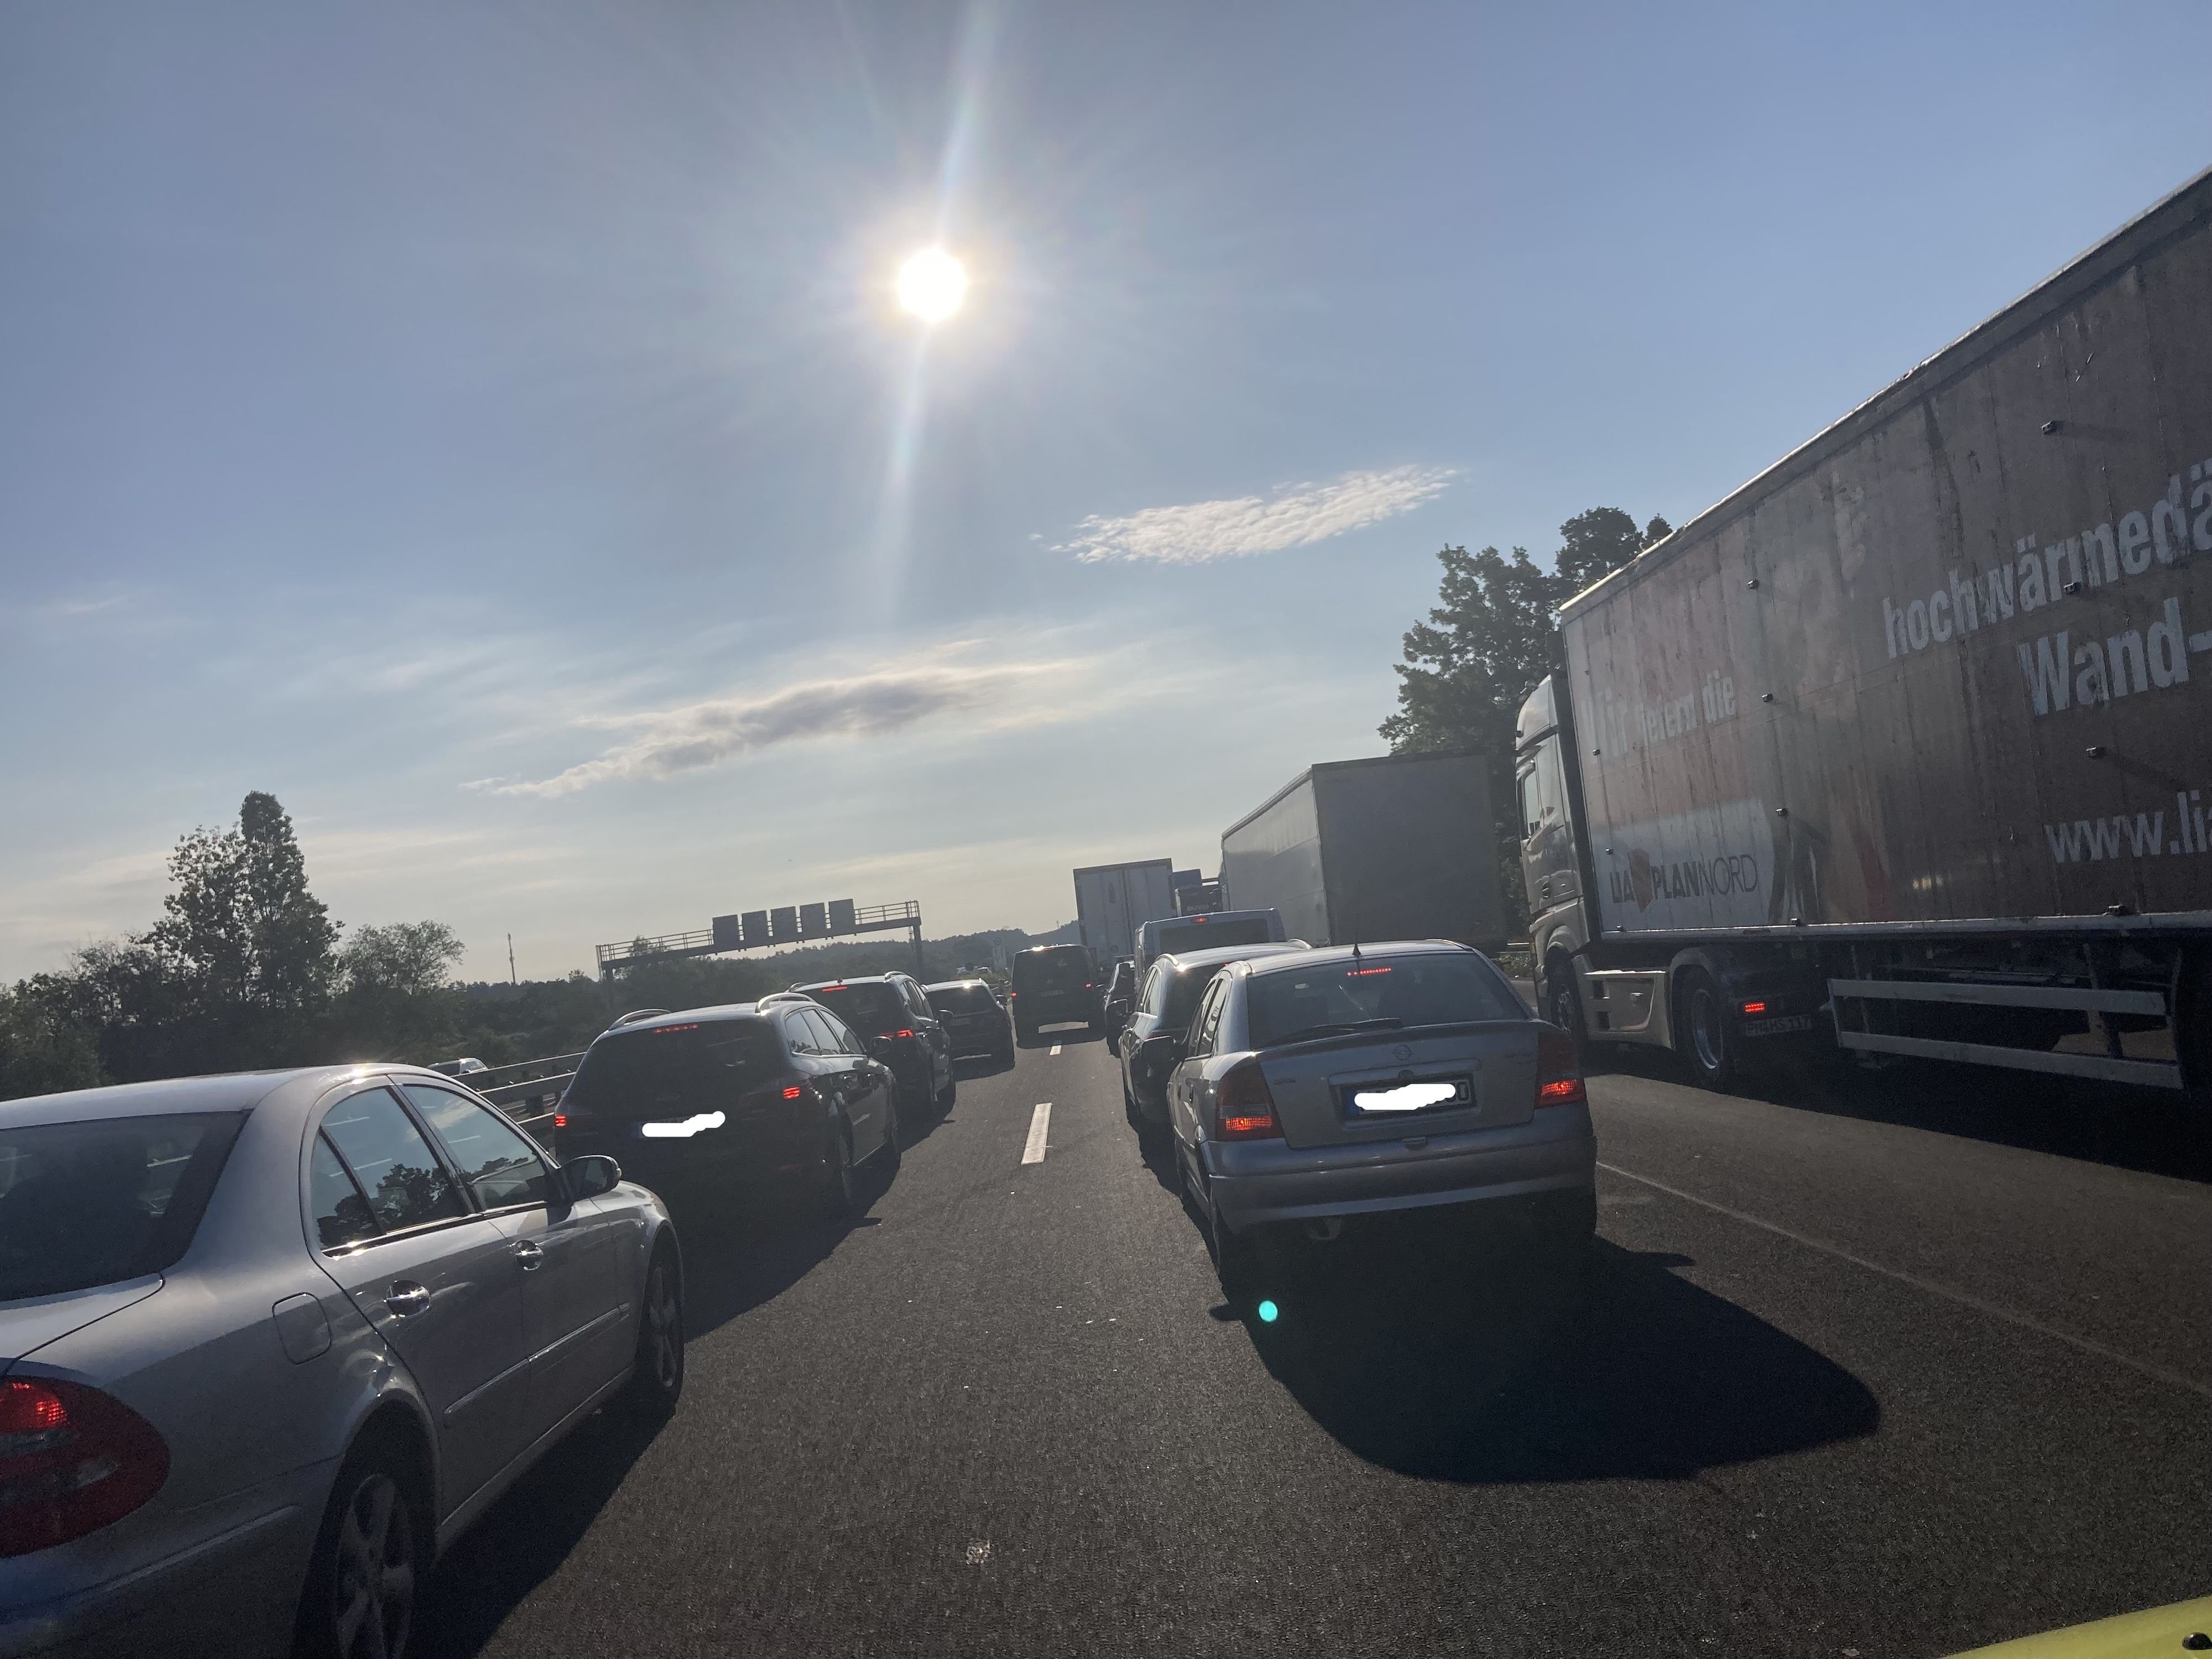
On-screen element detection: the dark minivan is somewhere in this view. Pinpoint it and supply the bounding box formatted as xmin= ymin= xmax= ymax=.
xmin=1009 ymin=944 xmax=1100 ymax=1042
xmin=556 ymin=1002 xmax=900 ymax=1219
xmin=925 ymin=979 xmax=1015 ymax=1060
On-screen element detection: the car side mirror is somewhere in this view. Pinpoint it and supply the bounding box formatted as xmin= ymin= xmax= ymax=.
xmin=564 ymin=1154 xmax=622 ymax=1201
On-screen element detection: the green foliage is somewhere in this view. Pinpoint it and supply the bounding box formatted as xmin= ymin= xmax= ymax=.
xmin=1381 ymin=508 xmax=1672 ymax=932
xmin=0 ymin=977 xmax=106 ymax=1100
xmin=144 ymin=791 xmax=337 ymax=1020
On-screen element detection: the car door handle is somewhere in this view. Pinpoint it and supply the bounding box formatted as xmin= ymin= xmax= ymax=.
xmin=385 ymin=1281 xmax=431 ymax=1317
xmin=512 ymin=1240 xmax=544 ymax=1272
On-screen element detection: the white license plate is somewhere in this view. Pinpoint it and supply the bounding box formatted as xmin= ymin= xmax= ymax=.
xmin=1342 ymin=1076 xmax=1474 ymax=1116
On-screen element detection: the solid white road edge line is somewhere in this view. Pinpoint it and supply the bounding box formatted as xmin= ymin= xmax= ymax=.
xmin=1021 ymin=1103 xmax=1052 ymax=1166
xmin=1596 ymin=1159 xmax=2212 ymax=1402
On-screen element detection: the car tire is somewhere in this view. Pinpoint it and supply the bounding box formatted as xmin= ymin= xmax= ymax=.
xmin=299 ymin=1431 xmax=426 ymax=1659
xmin=816 ymin=1119 xmax=857 ymax=1222
xmin=1676 ymin=968 xmax=1740 ymax=1091
xmin=1122 ymin=1067 xmax=1140 ymax=1128
xmin=617 ymin=1241 xmax=686 ymax=1422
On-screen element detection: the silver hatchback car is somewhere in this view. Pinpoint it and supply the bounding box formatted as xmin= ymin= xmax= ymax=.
xmin=0 ymin=1066 xmax=685 ymax=1659
xmin=1161 ymin=941 xmax=1596 ymax=1302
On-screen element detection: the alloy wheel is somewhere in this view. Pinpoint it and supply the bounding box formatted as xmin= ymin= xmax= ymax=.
xmin=643 ymin=1259 xmax=682 ymax=1394
xmin=332 ymin=1472 xmax=415 ymax=1659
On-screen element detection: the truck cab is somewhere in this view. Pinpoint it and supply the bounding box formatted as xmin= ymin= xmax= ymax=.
xmin=1515 ymin=677 xmax=1597 ymax=1034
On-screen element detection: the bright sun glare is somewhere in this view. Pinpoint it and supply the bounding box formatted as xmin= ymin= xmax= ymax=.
xmin=896 ymin=247 xmax=968 ymax=325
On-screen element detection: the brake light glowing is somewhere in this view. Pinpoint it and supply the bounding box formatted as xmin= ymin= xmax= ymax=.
xmin=782 ymin=1085 xmax=804 ymax=1100
xmin=1535 ymin=1025 xmax=1587 ymax=1108
xmin=0 ymin=1379 xmax=169 ymax=1558
xmin=651 ymin=1023 xmax=701 ymax=1035
xmin=1346 ymin=966 xmax=1393 ymax=977
xmin=553 ymin=1113 xmax=568 ymax=1129
xmin=1740 ymin=1000 xmax=1768 ymax=1015
xmin=879 ymin=1029 xmax=915 ymax=1041
xmin=1215 ymin=1061 xmax=1281 ymax=1141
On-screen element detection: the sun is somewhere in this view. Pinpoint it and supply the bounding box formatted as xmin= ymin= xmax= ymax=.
xmin=896 ymin=247 xmax=968 ymax=325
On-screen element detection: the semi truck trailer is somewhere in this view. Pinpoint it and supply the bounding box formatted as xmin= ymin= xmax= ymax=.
xmin=1519 ymin=165 xmax=2212 ymax=1095
xmin=1220 ymin=750 xmax=1505 ymax=950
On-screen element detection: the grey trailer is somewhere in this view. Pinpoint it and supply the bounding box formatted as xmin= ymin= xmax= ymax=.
xmin=1220 ymin=752 xmax=1503 ymax=950
xmin=1519 ymin=164 xmax=2212 ymax=1093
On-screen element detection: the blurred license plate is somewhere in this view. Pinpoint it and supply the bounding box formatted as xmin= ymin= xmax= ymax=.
xmin=1342 ymin=1076 xmax=1474 ymax=1117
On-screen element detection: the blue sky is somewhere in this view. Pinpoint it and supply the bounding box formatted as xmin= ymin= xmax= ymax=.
xmin=4 ymin=2 xmax=2208 ymax=982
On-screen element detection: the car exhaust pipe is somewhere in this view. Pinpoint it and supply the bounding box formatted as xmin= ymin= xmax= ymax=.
xmin=1302 ymin=1217 xmax=1344 ymax=1243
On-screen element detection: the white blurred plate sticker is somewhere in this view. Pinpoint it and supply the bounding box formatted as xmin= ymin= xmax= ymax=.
xmin=1350 ymin=1080 xmax=1467 ymax=1113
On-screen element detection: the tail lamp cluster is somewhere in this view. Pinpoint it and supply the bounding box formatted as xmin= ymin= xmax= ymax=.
xmin=1214 ymin=1060 xmax=1281 ymax=1141
xmin=1536 ymin=1026 xmax=1587 ymax=1107
xmin=0 ymin=1378 xmax=169 ymax=1558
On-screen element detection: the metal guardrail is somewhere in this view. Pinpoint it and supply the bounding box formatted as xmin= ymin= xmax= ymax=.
xmin=468 ymin=1050 xmax=587 ymax=1132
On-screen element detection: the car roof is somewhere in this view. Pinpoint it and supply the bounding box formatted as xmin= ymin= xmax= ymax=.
xmin=596 ymin=1003 xmax=775 ymax=1035
xmin=1017 ymin=943 xmax=1087 ymax=954
xmin=923 ymin=978 xmax=990 ymax=991
xmin=794 ymin=975 xmax=903 ymax=991
xmin=1154 ymin=940 xmax=1309 ymax=972
xmin=1239 ymin=940 xmax=1477 ymax=978
xmin=0 ymin=1061 xmax=497 ymax=1125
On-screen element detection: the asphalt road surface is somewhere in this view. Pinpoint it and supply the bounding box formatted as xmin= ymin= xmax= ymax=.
xmin=420 ymin=1030 xmax=2212 ymax=1659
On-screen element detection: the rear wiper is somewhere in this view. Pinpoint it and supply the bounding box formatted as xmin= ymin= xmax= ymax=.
xmin=1268 ymin=1017 xmax=1403 ymax=1046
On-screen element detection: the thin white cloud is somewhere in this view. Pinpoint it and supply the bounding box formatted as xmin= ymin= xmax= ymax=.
xmin=1054 ymin=465 xmax=1456 ymax=565
xmin=484 ymin=658 xmax=1080 ymax=798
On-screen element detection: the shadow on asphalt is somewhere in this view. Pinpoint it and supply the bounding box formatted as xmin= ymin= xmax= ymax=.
xmin=1239 ymin=1229 xmax=1880 ymax=1483
xmin=1589 ymin=1042 xmax=2212 ymax=1185
xmin=953 ymin=1051 xmax=1016 ymax=1079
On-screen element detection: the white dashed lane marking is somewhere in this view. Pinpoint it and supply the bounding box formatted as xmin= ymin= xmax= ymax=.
xmin=1021 ymin=1103 xmax=1052 ymax=1165
xmin=1050 ymin=1044 xmax=1062 ymax=1056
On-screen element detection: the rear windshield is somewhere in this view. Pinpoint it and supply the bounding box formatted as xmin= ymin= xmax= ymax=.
xmin=565 ymin=1021 xmax=785 ymax=1117
xmin=0 ymin=1112 xmax=247 ymax=1302
xmin=1012 ymin=949 xmax=1092 ymax=993
xmin=928 ymin=984 xmax=1000 ymax=1014
xmin=1246 ymin=954 xmax=1523 ymax=1048
xmin=807 ymin=984 xmax=908 ymax=1031
xmin=1152 ymin=917 xmax=1271 ymax=956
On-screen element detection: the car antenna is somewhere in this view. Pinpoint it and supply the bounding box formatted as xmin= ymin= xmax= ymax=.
xmin=1351 ymin=940 xmax=1361 ymax=962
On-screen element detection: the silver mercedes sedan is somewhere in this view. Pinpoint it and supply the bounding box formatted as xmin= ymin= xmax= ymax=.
xmin=0 ymin=1065 xmax=685 ymax=1659
xmin=1161 ymin=940 xmax=1597 ymax=1304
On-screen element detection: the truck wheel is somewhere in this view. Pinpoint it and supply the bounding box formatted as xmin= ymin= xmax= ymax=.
xmin=1677 ymin=968 xmax=1740 ymax=1091
xmin=1543 ymin=955 xmax=1586 ymax=1047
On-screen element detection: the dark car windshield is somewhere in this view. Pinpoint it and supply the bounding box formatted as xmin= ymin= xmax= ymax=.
xmin=1246 ymin=954 xmax=1522 ymax=1048
xmin=0 ymin=1111 xmax=247 ymax=1302
xmin=807 ymin=984 xmax=907 ymax=1031
xmin=1012 ymin=948 xmax=1091 ymax=994
xmin=928 ymin=984 xmax=1000 ymax=1014
xmin=1152 ymin=917 xmax=1272 ymax=955
xmin=564 ymin=1021 xmax=785 ymax=1118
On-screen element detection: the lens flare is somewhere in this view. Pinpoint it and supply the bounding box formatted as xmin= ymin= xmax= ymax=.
xmin=896 ymin=247 xmax=968 ymax=324
xmin=1256 ymin=1300 xmax=1280 ymax=1323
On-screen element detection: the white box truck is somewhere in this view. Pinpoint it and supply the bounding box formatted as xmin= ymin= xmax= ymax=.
xmin=1073 ymin=859 xmax=1178 ymax=968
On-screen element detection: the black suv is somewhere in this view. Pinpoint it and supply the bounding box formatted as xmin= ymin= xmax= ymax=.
xmin=1009 ymin=944 xmax=1100 ymax=1042
xmin=925 ymin=979 xmax=1014 ymax=1060
xmin=555 ymin=1001 xmax=900 ymax=1219
xmin=794 ymin=973 xmax=954 ymax=1118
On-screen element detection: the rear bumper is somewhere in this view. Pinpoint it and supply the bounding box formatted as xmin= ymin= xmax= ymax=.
xmin=0 ymin=1496 xmax=310 ymax=1659
xmin=944 ymin=1022 xmax=1011 ymax=1055
xmin=1203 ymin=1108 xmax=1596 ymax=1235
xmin=1015 ymin=995 xmax=1095 ymax=1027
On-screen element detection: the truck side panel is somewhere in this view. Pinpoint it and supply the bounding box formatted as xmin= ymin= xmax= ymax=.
xmin=1563 ymin=179 xmax=2212 ymax=934
xmin=1073 ymin=860 xmax=1177 ymax=963
xmin=1219 ymin=781 xmax=1329 ymax=944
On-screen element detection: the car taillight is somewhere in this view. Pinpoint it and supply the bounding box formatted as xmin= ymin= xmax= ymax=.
xmin=1536 ymin=1025 xmax=1586 ymax=1107
xmin=553 ymin=1112 xmax=568 ymax=1129
xmin=0 ymin=1379 xmax=169 ymax=1558
xmin=1214 ymin=1061 xmax=1281 ymax=1141
xmin=1740 ymin=1000 xmax=1767 ymax=1015
xmin=782 ymin=1084 xmax=805 ymax=1100
xmin=878 ymin=1029 xmax=916 ymax=1041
